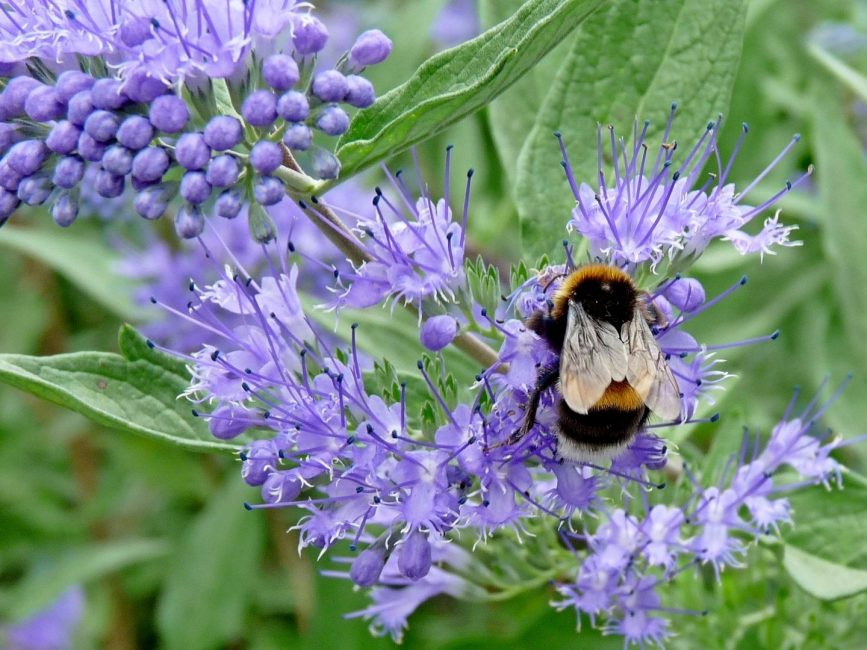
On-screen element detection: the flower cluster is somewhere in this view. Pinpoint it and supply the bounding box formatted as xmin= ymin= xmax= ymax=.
xmin=117 ymin=176 xmax=369 ymax=351
xmin=144 ymin=112 xmax=840 ymax=645
xmin=554 ymin=381 xmax=855 ymax=646
xmin=0 ymin=1 xmax=391 ymax=235
xmin=559 ymin=104 xmax=810 ymax=270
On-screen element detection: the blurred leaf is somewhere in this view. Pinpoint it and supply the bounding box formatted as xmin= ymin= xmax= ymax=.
xmin=156 ymin=475 xmax=266 ymax=650
xmin=808 ymin=41 xmax=867 ymax=105
xmin=515 ymin=0 xmax=748 ymax=259
xmin=784 ymin=481 xmax=867 ymax=571
xmin=784 ymin=544 xmax=867 ymax=601
xmin=479 ymin=0 xmax=576 ymax=186
xmin=811 ymin=79 xmax=867 ymax=371
xmin=0 ymin=225 xmax=146 ymax=321
xmin=333 ymin=0 xmax=604 ymax=184
xmin=781 ymin=479 xmax=867 ymax=601
xmin=2 ymin=539 xmax=167 ymax=619
xmin=0 ymin=325 xmax=236 ymax=453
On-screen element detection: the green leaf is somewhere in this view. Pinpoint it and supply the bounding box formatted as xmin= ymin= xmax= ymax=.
xmin=811 ymin=78 xmax=867 ymax=374
xmin=781 ymin=480 xmax=867 ymax=600
xmin=0 ymin=225 xmax=146 ymax=321
xmin=479 ymin=0 xmax=577 ymax=186
xmin=211 ymin=78 xmax=243 ymax=121
xmin=0 ymin=325 xmax=237 ymax=452
xmin=515 ymin=0 xmax=748 ymax=259
xmin=783 ymin=544 xmax=867 ymax=601
xmin=156 ymin=474 xmax=266 ymax=650
xmin=333 ymin=0 xmax=604 ymax=184
xmin=2 ymin=539 xmax=168 ymax=620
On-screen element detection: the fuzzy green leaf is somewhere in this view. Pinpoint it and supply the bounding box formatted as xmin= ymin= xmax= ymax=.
xmin=333 ymin=0 xmax=604 ymax=183
xmin=782 ymin=481 xmax=867 ymax=600
xmin=0 ymin=325 xmax=236 ymax=452
xmin=515 ymin=0 xmax=748 ymax=259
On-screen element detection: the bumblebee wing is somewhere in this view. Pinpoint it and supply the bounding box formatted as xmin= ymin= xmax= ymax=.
xmin=559 ymin=302 xmax=628 ymax=414
xmin=622 ymin=311 xmax=682 ymax=420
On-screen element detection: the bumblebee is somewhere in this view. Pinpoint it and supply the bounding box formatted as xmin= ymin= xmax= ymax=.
xmin=520 ymin=264 xmax=681 ymax=461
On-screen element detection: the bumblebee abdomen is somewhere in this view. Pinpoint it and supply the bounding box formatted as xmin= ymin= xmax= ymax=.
xmin=556 ymin=399 xmax=649 ymax=451
xmin=556 ymin=378 xmax=649 ymax=453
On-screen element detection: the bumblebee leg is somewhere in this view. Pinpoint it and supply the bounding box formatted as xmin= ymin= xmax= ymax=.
xmin=512 ymin=361 xmax=560 ymax=444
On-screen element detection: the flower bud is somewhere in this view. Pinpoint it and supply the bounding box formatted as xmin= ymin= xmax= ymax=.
xmin=311 ymin=147 xmax=340 ymax=180
xmin=94 ymin=169 xmax=125 ymax=198
xmin=0 ymin=77 xmax=40 ymax=118
xmin=277 ymin=91 xmax=309 ymax=122
xmin=208 ymin=405 xmax=250 ymax=439
xmin=0 ymin=188 xmax=19 ymax=220
xmin=282 ymin=124 xmax=312 ymax=151
xmin=349 ymin=29 xmax=393 ymax=67
xmin=132 ymin=146 xmax=170 ymax=183
xmin=101 ymin=145 xmax=134 ymax=176
xmin=241 ymin=440 xmax=278 ymax=486
xmin=45 ymin=121 xmax=81 ymax=155
xmin=90 ymin=78 xmax=126 ymax=110
xmin=67 ymin=91 xmax=95 ymax=126
xmin=249 ymin=141 xmax=283 ymax=174
xmin=204 ymin=115 xmax=243 ymax=151
xmin=261 ymin=470 xmax=303 ymax=504
xmin=76 ymin=132 xmax=106 ymax=162
xmin=315 ymin=106 xmax=349 ymax=136
xmin=134 ymin=183 xmax=176 ymax=220
xmin=312 ymin=70 xmax=348 ymax=103
xmin=241 ymin=90 xmax=278 ymax=127
xmin=176 ymin=133 xmax=212 ymax=170
xmin=663 ymin=277 xmax=706 ymax=313
xmin=345 ymin=75 xmax=375 ymax=108
xmin=263 ymin=54 xmax=300 ymax=91
xmin=54 ymin=71 xmax=94 ymax=102
xmin=180 ymin=171 xmax=212 ymax=204
xmin=17 ymin=174 xmax=52 ymax=205
xmin=349 ymin=546 xmax=387 ymax=587
xmin=174 ymin=203 xmax=205 ymax=239
xmin=116 ymin=116 xmax=155 ymax=150
xmin=24 ymin=85 xmax=65 ymax=122
xmin=52 ymin=192 xmax=79 ymax=227
xmin=397 ymin=530 xmax=432 ymax=580
xmin=215 ymin=189 xmax=244 ymax=219
xmin=149 ymin=95 xmax=190 ymax=133
xmin=420 ymin=315 xmax=458 ymax=351
xmin=53 ymin=157 xmax=85 ymax=189
xmin=5 ymin=140 xmax=48 ymax=176
xmin=123 ymin=69 xmax=167 ymax=103
xmin=253 ymin=175 xmax=284 ymax=207
xmin=292 ymin=15 xmax=328 ymax=54
xmin=83 ymin=110 xmax=120 ymax=143
xmin=206 ymin=154 xmax=240 ymax=188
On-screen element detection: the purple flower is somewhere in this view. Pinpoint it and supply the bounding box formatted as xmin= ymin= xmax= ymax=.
xmin=3 ymin=586 xmax=85 ymax=650
xmin=324 ymin=158 xmax=470 ymax=313
xmin=558 ymin=109 xmax=809 ymax=270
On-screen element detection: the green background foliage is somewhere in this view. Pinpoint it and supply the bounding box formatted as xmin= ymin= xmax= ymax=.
xmin=2 ymin=0 xmax=867 ymax=647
